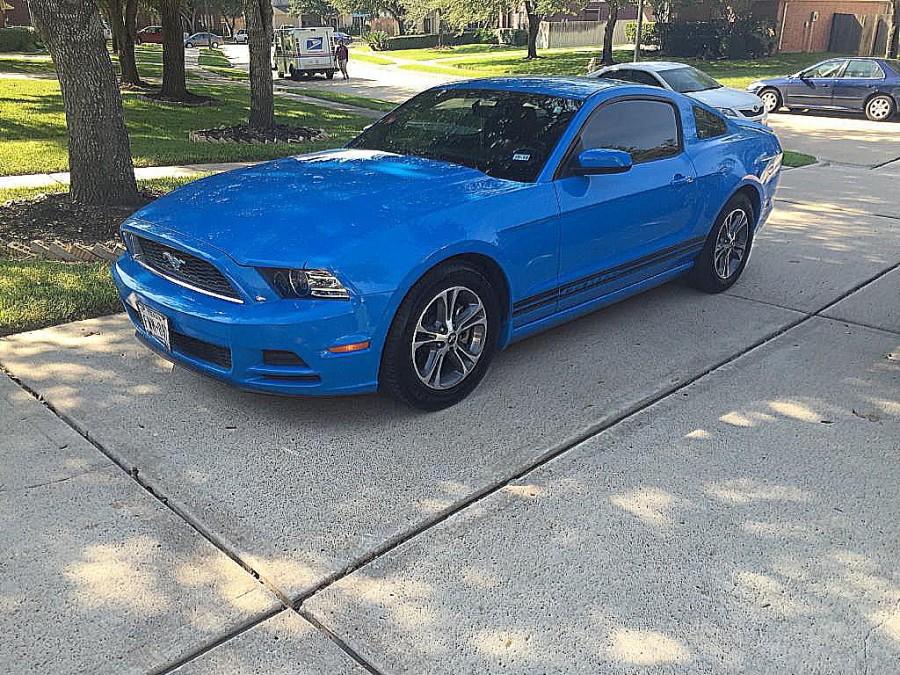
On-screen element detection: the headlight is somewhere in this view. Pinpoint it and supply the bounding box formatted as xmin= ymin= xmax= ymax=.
xmin=747 ymin=81 xmax=763 ymax=92
xmin=258 ymin=268 xmax=350 ymax=299
xmin=717 ymin=107 xmax=739 ymax=118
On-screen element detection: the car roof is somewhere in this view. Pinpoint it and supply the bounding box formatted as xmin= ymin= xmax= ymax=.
xmin=602 ymin=61 xmax=689 ymax=72
xmin=442 ymin=76 xmax=621 ymax=100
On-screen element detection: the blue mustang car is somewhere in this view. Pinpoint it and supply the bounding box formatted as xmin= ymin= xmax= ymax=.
xmin=747 ymin=57 xmax=900 ymax=122
xmin=114 ymin=77 xmax=782 ymax=410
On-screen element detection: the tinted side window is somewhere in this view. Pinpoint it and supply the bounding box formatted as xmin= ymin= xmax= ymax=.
xmin=576 ymin=99 xmax=681 ymax=164
xmin=693 ymin=106 xmax=727 ymax=139
xmin=842 ymin=60 xmax=883 ymax=78
xmin=610 ymin=69 xmax=661 ymax=87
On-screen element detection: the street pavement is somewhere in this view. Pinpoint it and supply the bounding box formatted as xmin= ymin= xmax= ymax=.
xmin=1 ymin=118 xmax=898 ymax=672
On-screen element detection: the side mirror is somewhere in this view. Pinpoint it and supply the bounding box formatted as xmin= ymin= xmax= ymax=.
xmin=572 ymin=148 xmax=632 ymax=175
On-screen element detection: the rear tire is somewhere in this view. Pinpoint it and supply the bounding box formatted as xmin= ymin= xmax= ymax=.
xmin=380 ymin=263 xmax=500 ymax=411
xmin=759 ymin=87 xmax=781 ymax=114
xmin=865 ymin=94 xmax=895 ymax=122
xmin=688 ymin=194 xmax=755 ymax=293
xmin=212 ymin=41 xmax=219 ymax=48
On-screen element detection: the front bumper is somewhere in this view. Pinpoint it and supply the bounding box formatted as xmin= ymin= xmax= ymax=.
xmin=113 ymin=254 xmax=382 ymax=396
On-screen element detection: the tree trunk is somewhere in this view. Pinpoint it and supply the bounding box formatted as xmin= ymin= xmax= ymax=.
xmin=601 ymin=3 xmax=619 ymax=65
xmin=245 ymin=0 xmax=274 ymax=130
xmin=526 ymin=11 xmax=541 ymax=59
xmin=29 ymin=0 xmax=139 ymax=206
xmin=109 ymin=0 xmax=143 ymax=86
xmin=889 ymin=1 xmax=899 ymax=58
xmin=159 ymin=0 xmax=189 ymax=99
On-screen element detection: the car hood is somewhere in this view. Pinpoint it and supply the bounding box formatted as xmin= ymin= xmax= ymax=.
xmin=688 ymin=86 xmax=763 ymax=111
xmin=127 ymin=150 xmax=526 ymax=268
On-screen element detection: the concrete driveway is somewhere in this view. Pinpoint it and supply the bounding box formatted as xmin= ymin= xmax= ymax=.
xmin=2 ymin=124 xmax=899 ymax=672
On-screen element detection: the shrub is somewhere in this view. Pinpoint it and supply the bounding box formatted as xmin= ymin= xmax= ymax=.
xmin=496 ymin=28 xmax=527 ymax=47
xmin=657 ymin=20 xmax=776 ymax=59
xmin=383 ymin=33 xmax=440 ymax=50
xmin=363 ymin=30 xmax=390 ymax=51
xmin=472 ymin=27 xmax=498 ymax=44
xmin=0 ymin=26 xmax=43 ymax=52
xmin=625 ymin=21 xmax=659 ymax=48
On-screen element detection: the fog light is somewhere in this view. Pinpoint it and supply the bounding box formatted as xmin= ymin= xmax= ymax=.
xmin=328 ymin=340 xmax=370 ymax=354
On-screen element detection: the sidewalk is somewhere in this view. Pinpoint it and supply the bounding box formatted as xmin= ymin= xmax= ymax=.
xmin=0 ymin=161 xmax=261 ymax=190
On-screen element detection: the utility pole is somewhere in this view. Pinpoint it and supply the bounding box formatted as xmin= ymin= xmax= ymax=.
xmin=633 ymin=0 xmax=644 ymax=62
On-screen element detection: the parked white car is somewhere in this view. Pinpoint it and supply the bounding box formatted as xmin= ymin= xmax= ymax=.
xmin=234 ymin=29 xmax=248 ymax=44
xmin=589 ymin=61 xmax=767 ymax=123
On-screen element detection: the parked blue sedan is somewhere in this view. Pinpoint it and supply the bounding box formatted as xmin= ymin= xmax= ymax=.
xmin=113 ymin=77 xmax=782 ymax=410
xmin=748 ymin=57 xmax=900 ymax=121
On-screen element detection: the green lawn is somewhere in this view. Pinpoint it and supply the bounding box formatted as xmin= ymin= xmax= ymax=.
xmin=0 ymin=259 xmax=120 ymax=336
xmin=0 ymin=53 xmax=55 ymax=75
xmin=783 ymin=150 xmax=817 ymax=168
xmin=349 ymin=51 xmax=395 ymax=66
xmin=198 ymin=47 xmax=231 ymax=68
xmin=395 ymin=47 xmax=836 ymax=90
xmin=0 ymin=76 xmax=370 ymax=176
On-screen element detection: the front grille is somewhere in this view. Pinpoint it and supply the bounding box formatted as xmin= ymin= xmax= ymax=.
xmin=131 ymin=307 xmax=233 ymax=370
xmin=171 ymin=331 xmax=232 ymax=369
xmin=133 ymin=235 xmax=241 ymax=301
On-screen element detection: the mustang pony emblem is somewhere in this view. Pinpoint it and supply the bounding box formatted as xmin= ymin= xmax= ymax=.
xmin=162 ymin=251 xmax=186 ymax=272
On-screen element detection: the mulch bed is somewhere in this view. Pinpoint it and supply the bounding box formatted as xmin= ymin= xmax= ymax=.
xmin=190 ymin=123 xmax=327 ymax=144
xmin=0 ymin=191 xmax=157 ymax=248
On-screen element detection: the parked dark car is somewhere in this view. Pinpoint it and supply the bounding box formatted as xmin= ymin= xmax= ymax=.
xmin=184 ymin=32 xmax=222 ymax=48
xmin=136 ymin=25 xmax=163 ymax=44
xmin=748 ymin=57 xmax=900 ymax=122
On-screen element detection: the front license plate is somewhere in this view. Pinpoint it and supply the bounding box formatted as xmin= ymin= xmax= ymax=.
xmin=137 ymin=301 xmax=170 ymax=351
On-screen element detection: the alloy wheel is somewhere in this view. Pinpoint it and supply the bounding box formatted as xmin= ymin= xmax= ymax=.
xmin=760 ymin=90 xmax=779 ymax=113
xmin=713 ymin=208 xmax=750 ymax=280
xmin=411 ymin=286 xmax=487 ymax=391
xmin=867 ymin=96 xmax=893 ymax=121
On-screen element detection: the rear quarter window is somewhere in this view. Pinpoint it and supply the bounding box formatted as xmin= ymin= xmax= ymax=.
xmin=693 ymin=106 xmax=728 ymax=140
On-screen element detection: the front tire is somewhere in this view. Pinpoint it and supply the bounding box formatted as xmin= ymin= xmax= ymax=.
xmin=688 ymin=194 xmax=755 ymax=293
xmin=380 ymin=263 xmax=500 ymax=411
xmin=212 ymin=41 xmax=219 ymax=48
xmin=759 ymin=87 xmax=782 ymax=114
xmin=185 ymin=42 xmax=193 ymax=48
xmin=865 ymin=94 xmax=895 ymax=122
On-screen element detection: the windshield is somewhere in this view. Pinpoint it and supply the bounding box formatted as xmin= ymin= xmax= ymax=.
xmin=348 ymin=88 xmax=582 ymax=182
xmin=658 ymin=66 xmax=722 ymax=93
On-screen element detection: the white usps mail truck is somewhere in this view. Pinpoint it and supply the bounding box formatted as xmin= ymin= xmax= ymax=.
xmin=272 ymin=26 xmax=338 ymax=80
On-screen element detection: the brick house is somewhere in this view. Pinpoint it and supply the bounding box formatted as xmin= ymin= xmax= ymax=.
xmin=679 ymin=0 xmax=895 ymax=54
xmin=751 ymin=0 xmax=894 ymax=52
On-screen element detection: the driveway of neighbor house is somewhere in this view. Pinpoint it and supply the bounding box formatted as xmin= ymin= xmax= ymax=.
xmin=1 ymin=114 xmax=899 ymax=672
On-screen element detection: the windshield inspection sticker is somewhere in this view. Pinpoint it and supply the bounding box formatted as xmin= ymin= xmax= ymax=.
xmin=512 ymin=152 xmax=532 ymax=162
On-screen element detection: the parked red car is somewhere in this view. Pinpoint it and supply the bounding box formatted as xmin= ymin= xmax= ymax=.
xmin=136 ymin=26 xmax=163 ymax=44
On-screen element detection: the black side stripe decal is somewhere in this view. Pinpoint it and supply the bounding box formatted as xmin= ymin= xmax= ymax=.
xmin=513 ymin=236 xmax=705 ymax=317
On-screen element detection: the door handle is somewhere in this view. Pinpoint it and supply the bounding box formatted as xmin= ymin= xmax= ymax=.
xmin=671 ymin=173 xmax=694 ymax=186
